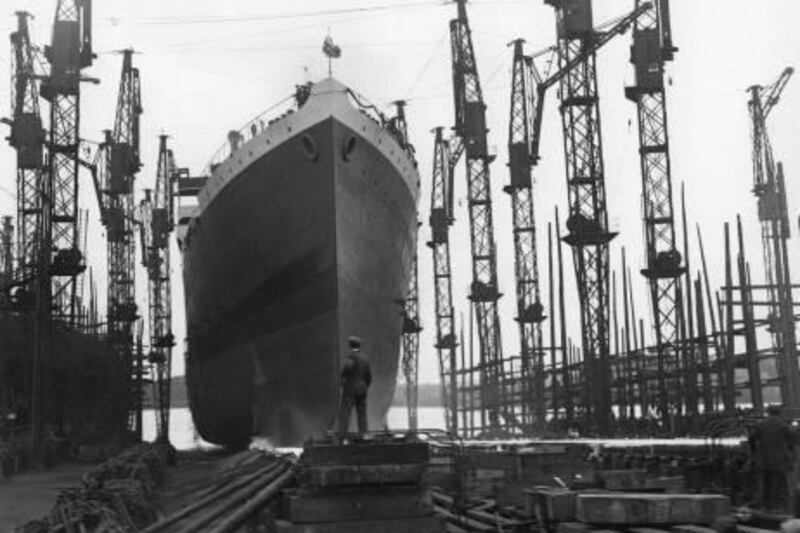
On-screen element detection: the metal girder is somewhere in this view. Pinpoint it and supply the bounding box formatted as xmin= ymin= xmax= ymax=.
xmin=40 ymin=0 xmax=93 ymax=327
xmin=1 ymin=217 xmax=12 ymax=282
xmin=748 ymin=68 xmax=799 ymax=408
xmin=545 ymin=0 xmax=614 ymax=433
xmin=100 ymin=50 xmax=142 ymax=435
xmin=450 ymin=0 xmax=510 ymax=436
xmin=393 ymin=101 xmax=422 ymax=432
xmin=7 ymin=12 xmax=45 ymax=298
xmin=140 ymin=135 xmax=176 ymax=442
xmin=428 ymin=127 xmax=458 ymax=435
xmin=506 ymin=40 xmax=546 ymax=428
xmin=401 ymin=245 xmax=421 ymax=431
xmin=625 ymin=0 xmax=684 ymax=424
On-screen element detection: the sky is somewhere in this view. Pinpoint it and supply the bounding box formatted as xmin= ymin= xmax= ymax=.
xmin=1 ymin=0 xmax=800 ymax=388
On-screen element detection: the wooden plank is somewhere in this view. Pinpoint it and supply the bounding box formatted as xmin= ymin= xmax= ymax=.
xmin=596 ymin=469 xmax=647 ymax=491
xmin=303 ymin=464 xmax=426 ymax=488
xmin=286 ymin=486 xmax=431 ymax=523
xmin=736 ymin=526 xmax=779 ymax=533
xmin=302 ymin=442 xmax=429 ymax=466
xmin=671 ymin=525 xmax=718 ymax=533
xmin=276 ymin=515 xmax=446 ymax=532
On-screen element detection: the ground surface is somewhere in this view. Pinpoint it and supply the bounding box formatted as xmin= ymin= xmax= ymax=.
xmin=0 ymin=462 xmax=94 ymax=530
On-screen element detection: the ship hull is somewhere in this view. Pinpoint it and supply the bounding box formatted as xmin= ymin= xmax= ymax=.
xmin=0 ymin=312 xmax=128 ymax=438
xmin=184 ymin=114 xmax=417 ymax=446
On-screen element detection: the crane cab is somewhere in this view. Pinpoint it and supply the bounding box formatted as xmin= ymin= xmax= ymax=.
xmin=546 ymin=0 xmax=593 ymax=39
xmin=631 ymin=28 xmax=663 ymax=92
xmin=110 ymin=143 xmax=135 ymax=195
xmin=11 ymin=112 xmax=44 ymax=169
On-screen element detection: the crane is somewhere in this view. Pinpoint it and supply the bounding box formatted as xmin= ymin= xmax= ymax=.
xmin=1 ymin=217 xmax=12 ymax=283
xmin=428 ymin=126 xmax=460 ymax=435
xmin=16 ymin=0 xmax=93 ymax=459
xmin=98 ymin=49 xmax=142 ymax=436
xmin=39 ymin=0 xmax=94 ymax=327
xmin=393 ymin=100 xmax=423 ymax=432
xmin=506 ymin=40 xmax=546 ymax=428
xmin=5 ymin=11 xmax=45 ymax=307
xmin=624 ymin=0 xmax=685 ymax=425
xmin=505 ymin=4 xmax=648 ymax=431
xmin=449 ymin=0 xmax=511 ymax=435
xmin=401 ymin=247 xmax=421 ymax=431
xmin=748 ymin=67 xmax=798 ymax=408
xmin=542 ymin=0 xmax=649 ymax=434
xmin=140 ymin=135 xmax=177 ymax=443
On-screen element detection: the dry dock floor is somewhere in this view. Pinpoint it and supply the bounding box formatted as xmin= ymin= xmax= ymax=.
xmin=0 ymin=462 xmax=94 ymax=530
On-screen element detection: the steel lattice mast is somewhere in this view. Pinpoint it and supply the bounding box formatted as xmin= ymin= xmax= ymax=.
xmin=1 ymin=217 xmax=12 ymax=281
xmin=141 ymin=135 xmax=176 ymax=442
xmin=7 ymin=12 xmax=45 ymax=298
xmin=101 ymin=49 xmax=142 ymax=435
xmin=40 ymin=0 xmax=93 ymax=327
xmin=401 ymin=248 xmax=421 ymax=431
xmin=428 ymin=126 xmax=459 ymax=435
xmin=624 ymin=0 xmax=684 ymax=423
xmin=544 ymin=0 xmax=615 ymax=433
xmin=506 ymin=40 xmax=546 ymax=427
xmin=391 ymin=101 xmax=423 ymax=432
xmin=450 ymin=0 xmax=509 ymax=434
xmin=748 ymin=67 xmax=799 ymax=407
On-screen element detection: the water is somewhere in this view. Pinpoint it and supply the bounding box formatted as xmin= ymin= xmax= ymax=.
xmin=142 ymin=408 xmax=740 ymax=450
xmin=142 ymin=407 xmax=447 ymax=450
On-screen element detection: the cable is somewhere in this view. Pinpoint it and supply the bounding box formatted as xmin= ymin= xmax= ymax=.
xmin=123 ymin=39 xmax=439 ymax=57
xmin=0 ymin=184 xmax=15 ymax=200
xmin=404 ymin=33 xmax=447 ymax=100
xmin=105 ymin=1 xmax=443 ymax=27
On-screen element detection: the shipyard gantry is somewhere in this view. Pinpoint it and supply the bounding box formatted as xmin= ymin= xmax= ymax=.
xmin=2 ymin=0 xmax=800 ymax=530
xmin=1 ymin=0 xmax=799 ymax=467
xmin=422 ymin=0 xmax=800 ymax=439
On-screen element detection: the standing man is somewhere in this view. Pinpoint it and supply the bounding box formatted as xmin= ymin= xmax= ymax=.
xmin=749 ymin=405 xmax=796 ymax=512
xmin=337 ymin=335 xmax=372 ymax=436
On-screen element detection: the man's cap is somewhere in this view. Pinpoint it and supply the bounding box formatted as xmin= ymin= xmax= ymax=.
xmin=348 ymin=335 xmax=361 ymax=348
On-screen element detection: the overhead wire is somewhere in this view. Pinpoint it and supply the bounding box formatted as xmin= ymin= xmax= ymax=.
xmin=105 ymin=1 xmax=444 ymax=26
xmin=403 ymin=32 xmax=447 ymax=100
xmin=119 ymin=8 xmax=405 ymax=53
xmin=125 ymin=39 xmax=440 ymax=57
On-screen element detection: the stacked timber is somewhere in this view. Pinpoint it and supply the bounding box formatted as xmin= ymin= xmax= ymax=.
xmin=278 ymin=434 xmax=446 ymax=532
xmin=16 ymin=442 xmax=171 ymax=532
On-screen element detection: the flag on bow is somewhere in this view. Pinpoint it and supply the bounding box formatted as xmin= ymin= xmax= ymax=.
xmin=323 ymin=35 xmax=341 ymax=58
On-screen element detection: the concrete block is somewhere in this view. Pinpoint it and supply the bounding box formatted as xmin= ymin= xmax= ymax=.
xmin=597 ymin=469 xmax=647 ymax=491
xmin=275 ymin=515 xmax=446 ymax=532
xmin=524 ymin=487 xmax=577 ymax=522
xmin=301 ymin=441 xmax=429 ymax=466
xmin=303 ymin=463 xmax=426 ymax=488
xmin=671 ymin=525 xmax=718 ymax=533
xmin=285 ymin=486 xmax=431 ymax=523
xmin=576 ymin=493 xmax=731 ymax=525
xmin=644 ymin=477 xmax=686 ymax=493
xmin=556 ymin=521 xmax=592 ymax=533
xmin=736 ymin=526 xmax=779 ymax=533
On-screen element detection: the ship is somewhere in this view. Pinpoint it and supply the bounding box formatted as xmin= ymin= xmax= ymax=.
xmin=180 ymin=78 xmax=420 ymax=447
xmin=0 ymin=309 xmax=128 ymax=443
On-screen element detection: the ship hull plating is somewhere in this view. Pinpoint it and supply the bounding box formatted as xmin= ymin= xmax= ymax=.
xmin=184 ymin=117 xmax=417 ymax=446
